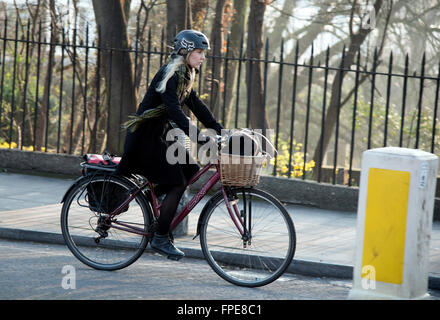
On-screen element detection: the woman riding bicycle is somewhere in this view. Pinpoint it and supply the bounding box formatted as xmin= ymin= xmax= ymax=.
xmin=116 ymin=30 xmax=223 ymax=260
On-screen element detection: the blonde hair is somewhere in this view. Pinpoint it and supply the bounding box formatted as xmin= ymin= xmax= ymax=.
xmin=156 ymin=53 xmax=196 ymax=94
xmin=184 ymin=53 xmax=196 ymax=94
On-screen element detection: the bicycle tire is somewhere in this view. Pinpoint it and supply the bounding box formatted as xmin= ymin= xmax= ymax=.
xmin=61 ymin=174 xmax=151 ymax=271
xmin=200 ymin=187 xmax=296 ymax=287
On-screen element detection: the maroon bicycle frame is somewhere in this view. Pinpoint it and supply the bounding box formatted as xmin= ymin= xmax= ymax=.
xmin=106 ymin=163 xmax=246 ymax=237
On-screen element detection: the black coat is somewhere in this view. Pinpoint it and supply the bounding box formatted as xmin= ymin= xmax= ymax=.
xmin=116 ymin=64 xmax=223 ymax=186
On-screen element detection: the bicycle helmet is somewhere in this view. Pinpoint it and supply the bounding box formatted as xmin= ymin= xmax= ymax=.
xmin=172 ymin=30 xmax=210 ymax=57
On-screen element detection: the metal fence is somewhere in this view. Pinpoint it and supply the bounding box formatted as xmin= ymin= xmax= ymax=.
xmin=1 ymin=16 xmax=439 ymax=186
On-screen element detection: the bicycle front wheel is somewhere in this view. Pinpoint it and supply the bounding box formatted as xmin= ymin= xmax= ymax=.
xmin=200 ymin=187 xmax=296 ymax=287
xmin=61 ymin=174 xmax=151 ymax=271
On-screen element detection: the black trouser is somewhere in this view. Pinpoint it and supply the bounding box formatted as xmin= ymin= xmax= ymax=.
xmin=155 ymin=178 xmax=187 ymax=235
xmin=155 ymin=163 xmax=199 ymax=235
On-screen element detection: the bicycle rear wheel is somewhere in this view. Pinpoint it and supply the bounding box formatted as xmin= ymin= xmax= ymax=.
xmin=61 ymin=174 xmax=151 ymax=271
xmin=200 ymin=187 xmax=296 ymax=287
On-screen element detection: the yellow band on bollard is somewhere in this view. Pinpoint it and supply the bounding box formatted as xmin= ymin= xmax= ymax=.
xmin=362 ymin=168 xmax=410 ymax=285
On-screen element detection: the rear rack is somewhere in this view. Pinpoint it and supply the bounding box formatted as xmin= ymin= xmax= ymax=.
xmin=80 ymin=162 xmax=118 ymax=172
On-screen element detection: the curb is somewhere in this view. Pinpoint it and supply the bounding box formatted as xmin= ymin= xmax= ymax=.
xmin=1 ymin=149 xmax=440 ymax=220
xmin=0 ymin=227 xmax=439 ymax=291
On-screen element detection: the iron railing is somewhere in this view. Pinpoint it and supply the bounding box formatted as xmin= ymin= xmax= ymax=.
xmin=0 ymin=16 xmax=439 ymax=186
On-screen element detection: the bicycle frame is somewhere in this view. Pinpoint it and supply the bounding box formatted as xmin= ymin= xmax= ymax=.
xmin=105 ymin=163 xmax=248 ymax=238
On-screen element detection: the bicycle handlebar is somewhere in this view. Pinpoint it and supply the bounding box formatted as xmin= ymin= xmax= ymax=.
xmin=211 ymin=129 xmax=277 ymax=158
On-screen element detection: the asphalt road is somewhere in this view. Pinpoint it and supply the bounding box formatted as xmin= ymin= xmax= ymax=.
xmin=1 ymin=240 xmax=440 ymax=320
xmin=0 ymin=238 xmax=357 ymax=301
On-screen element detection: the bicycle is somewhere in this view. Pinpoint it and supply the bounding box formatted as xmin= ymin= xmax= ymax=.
xmin=60 ymin=130 xmax=296 ymax=287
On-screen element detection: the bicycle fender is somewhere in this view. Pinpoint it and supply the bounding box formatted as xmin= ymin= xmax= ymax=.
xmin=60 ymin=176 xmax=87 ymax=203
xmin=60 ymin=174 xmax=143 ymax=204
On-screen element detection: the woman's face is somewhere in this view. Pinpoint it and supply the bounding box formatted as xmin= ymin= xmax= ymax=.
xmin=187 ymin=49 xmax=206 ymax=69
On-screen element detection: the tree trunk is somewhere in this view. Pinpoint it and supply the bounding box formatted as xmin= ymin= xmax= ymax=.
xmin=191 ymin=0 xmax=209 ymax=31
xmin=311 ymin=0 xmax=384 ymax=174
xmin=166 ymin=0 xmax=192 ymax=44
xmin=92 ymin=0 xmax=137 ymax=154
xmin=35 ymin=0 xmax=56 ymax=151
xmin=19 ymin=0 xmax=44 ymax=148
xmin=267 ymin=0 xmax=295 ymax=52
xmin=285 ymin=2 xmax=344 ymax=62
xmin=86 ymin=66 xmax=102 ymax=154
xmin=209 ymin=0 xmax=227 ymax=119
xmin=224 ymin=0 xmax=250 ymax=128
xmin=165 ymin=0 xmax=193 ymax=121
xmin=246 ymin=0 xmax=269 ymax=130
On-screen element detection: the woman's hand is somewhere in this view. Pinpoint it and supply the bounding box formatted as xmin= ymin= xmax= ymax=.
xmin=198 ymin=134 xmax=222 ymax=146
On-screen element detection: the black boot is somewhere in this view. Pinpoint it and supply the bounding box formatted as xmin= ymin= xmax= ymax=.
xmin=151 ymin=233 xmax=185 ymax=260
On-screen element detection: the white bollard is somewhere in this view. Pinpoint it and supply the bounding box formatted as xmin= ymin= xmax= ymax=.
xmin=348 ymin=147 xmax=438 ymax=300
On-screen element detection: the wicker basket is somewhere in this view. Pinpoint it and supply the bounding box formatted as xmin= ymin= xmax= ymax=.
xmin=219 ymin=152 xmax=267 ymax=187
xmin=218 ymin=129 xmax=271 ymax=187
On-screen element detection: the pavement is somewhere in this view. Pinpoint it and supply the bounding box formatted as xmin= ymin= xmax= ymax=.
xmin=0 ymin=170 xmax=439 ymax=291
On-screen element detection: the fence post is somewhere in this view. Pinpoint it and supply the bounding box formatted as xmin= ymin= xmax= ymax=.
xmin=303 ymin=42 xmax=314 ymax=180
xmin=348 ymin=147 xmax=438 ymax=299
xmin=0 ymin=15 xmax=7 ymax=130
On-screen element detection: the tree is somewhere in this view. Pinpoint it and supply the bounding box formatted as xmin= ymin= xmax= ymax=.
xmin=223 ymin=0 xmax=250 ymax=128
xmin=208 ymin=0 xmax=227 ymax=119
xmin=246 ymin=0 xmax=269 ymax=130
xmin=92 ymin=0 xmax=137 ymax=154
xmin=311 ymin=0 xmax=386 ymax=175
xmin=266 ymin=0 xmax=295 ymax=54
xmin=191 ymin=0 xmax=209 ymax=31
xmin=35 ymin=0 xmax=56 ymax=151
xmin=166 ymin=0 xmax=192 ymax=44
xmin=133 ymin=0 xmax=161 ymax=95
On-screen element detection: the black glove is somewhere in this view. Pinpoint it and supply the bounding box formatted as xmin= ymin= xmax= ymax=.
xmin=198 ymin=135 xmax=212 ymax=146
xmin=198 ymin=135 xmax=221 ymax=146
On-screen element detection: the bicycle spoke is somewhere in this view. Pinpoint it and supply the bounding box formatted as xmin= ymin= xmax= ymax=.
xmin=61 ymin=175 xmax=151 ymax=271
xmin=200 ymin=188 xmax=296 ymax=287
